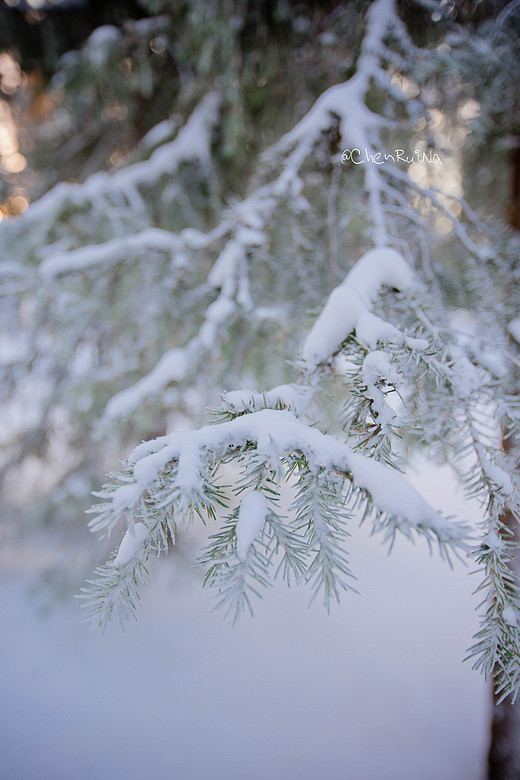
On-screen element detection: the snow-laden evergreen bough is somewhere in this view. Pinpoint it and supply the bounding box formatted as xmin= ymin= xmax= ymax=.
xmin=2 ymin=0 xmax=520 ymax=701
xmin=84 ymin=0 xmax=520 ymax=701
xmin=81 ymin=234 xmax=520 ymax=701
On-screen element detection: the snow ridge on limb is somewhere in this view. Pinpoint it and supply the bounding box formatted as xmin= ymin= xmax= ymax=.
xmin=302 ymin=246 xmax=415 ymax=368
xmin=7 ymin=93 xmax=220 ymax=239
xmin=39 ymin=227 xmax=183 ymax=279
xmin=95 ymin=409 xmax=462 ymax=541
xmin=273 ymin=0 xmax=398 ymax=155
xmin=104 ymin=349 xmax=188 ymax=420
xmin=221 ymin=384 xmax=313 ymax=418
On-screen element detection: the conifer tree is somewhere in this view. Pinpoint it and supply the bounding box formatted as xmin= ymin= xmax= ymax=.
xmin=1 ymin=1 xmax=520 ymax=774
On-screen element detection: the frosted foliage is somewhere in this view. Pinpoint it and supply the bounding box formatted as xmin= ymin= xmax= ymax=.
xmin=113 ymin=523 xmax=149 ymax=567
xmin=222 ymin=384 xmax=313 ymax=417
xmin=75 ymin=0 xmax=520 ymax=701
xmin=106 ymin=409 xmax=458 ymax=537
xmin=11 ymin=92 xmax=220 ymax=238
xmin=361 ymin=351 xmax=399 ymax=428
xmin=508 ymin=318 xmax=520 ymax=344
xmin=346 ymin=248 xmax=415 ymax=303
xmin=236 ymin=491 xmax=269 ymax=561
xmin=2 ymin=0 xmax=519 ymax=705
xmin=475 ymin=445 xmax=514 ymax=496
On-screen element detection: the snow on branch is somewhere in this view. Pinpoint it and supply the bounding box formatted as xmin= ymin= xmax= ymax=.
xmin=104 ymin=348 xmax=189 ymax=419
xmin=273 ymin=0 xmax=396 ymax=156
xmin=39 ymin=227 xmax=183 ymax=279
xmin=100 ymin=171 xmax=302 ymax=420
xmin=302 ymin=246 xmax=416 ymax=368
xmin=269 ymin=0 xmax=407 ymax=245
xmin=95 ymin=409 xmax=459 ymax=538
xmin=45 ymin=0 xmax=518 ymax=699
xmin=221 ymin=384 xmax=313 ymax=418
xmin=97 ymin=12 xmax=435 ymax=420
xmin=2 ymin=92 xmax=220 ymax=245
xmin=82 ymin=405 xmax=468 ymax=628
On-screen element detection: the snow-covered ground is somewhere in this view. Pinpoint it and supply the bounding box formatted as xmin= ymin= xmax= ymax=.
xmin=0 ymin=462 xmax=489 ymax=780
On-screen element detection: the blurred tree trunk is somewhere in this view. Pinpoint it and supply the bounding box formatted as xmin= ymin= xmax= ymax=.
xmin=488 ymin=513 xmax=520 ymax=778
xmin=488 ymin=499 xmax=520 ymax=777
xmin=488 ymin=143 xmax=520 ymax=780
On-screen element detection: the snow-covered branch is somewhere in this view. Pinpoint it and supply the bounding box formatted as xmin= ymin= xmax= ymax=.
xmin=39 ymin=228 xmax=183 ymax=279
xmin=82 ymin=405 xmax=468 ymax=627
xmin=3 ymin=0 xmax=519 ymax=705
xmin=302 ymin=246 xmax=416 ymax=368
xmin=0 ymin=92 xmax=220 ymax=257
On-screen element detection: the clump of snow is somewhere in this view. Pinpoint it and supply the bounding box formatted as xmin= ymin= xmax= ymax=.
xmin=361 ymin=350 xmax=399 ymax=427
xmin=236 ymin=226 xmax=266 ymax=247
xmin=112 ymin=523 xmax=149 ymax=567
xmin=128 ymin=436 xmax=171 ymax=465
xmin=180 ymin=228 xmax=212 ymax=249
xmin=302 ymin=247 xmax=414 ymax=367
xmin=222 ymin=384 xmax=312 ymax=417
xmin=303 ymin=286 xmax=364 ymax=366
xmin=86 ymin=26 xmax=121 ymax=67
xmin=111 ymin=484 xmax=144 ymax=514
xmin=508 ymin=318 xmax=520 ymax=344
xmin=448 ymin=347 xmax=482 ymax=400
xmin=471 ymin=345 xmax=508 ymax=380
xmin=482 ymin=528 xmax=504 ymax=554
xmin=207 ymin=241 xmax=243 ymax=288
xmin=204 ymin=298 xmax=236 ymax=326
xmin=140 ymin=118 xmax=178 ymax=150
xmin=176 ymin=440 xmax=206 ymax=495
xmin=236 ymin=491 xmax=269 ymax=561
xmin=502 ymin=606 xmax=518 ymax=627
xmin=475 ymin=445 xmax=514 ymax=496
xmin=356 ymin=310 xmax=404 ymax=350
xmin=346 ymin=248 xmax=415 ymax=304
